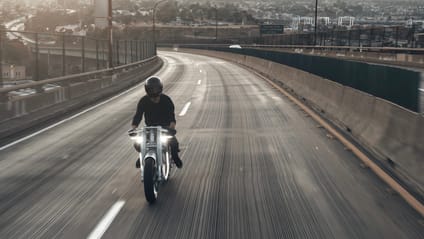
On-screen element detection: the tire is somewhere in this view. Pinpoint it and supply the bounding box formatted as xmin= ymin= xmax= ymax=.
xmin=143 ymin=157 xmax=158 ymax=203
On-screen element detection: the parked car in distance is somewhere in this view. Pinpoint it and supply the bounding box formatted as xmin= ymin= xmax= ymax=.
xmin=229 ymin=44 xmax=242 ymax=49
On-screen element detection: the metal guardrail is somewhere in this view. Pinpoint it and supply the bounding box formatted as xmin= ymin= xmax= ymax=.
xmin=0 ymin=55 xmax=163 ymax=142
xmin=1 ymin=29 xmax=154 ymax=82
xmin=165 ymin=43 xmax=424 ymax=54
xmin=251 ymin=45 xmax=424 ymax=69
xmin=165 ymin=43 xmax=424 ymax=70
xmin=236 ymin=26 xmax=424 ymax=49
xmin=0 ymin=56 xmax=157 ymax=101
xmin=248 ymin=44 xmax=424 ymax=54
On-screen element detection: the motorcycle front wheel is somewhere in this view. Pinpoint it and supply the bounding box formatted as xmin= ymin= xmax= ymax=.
xmin=143 ymin=157 xmax=158 ymax=203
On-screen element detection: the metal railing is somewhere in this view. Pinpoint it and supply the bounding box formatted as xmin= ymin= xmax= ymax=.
xmin=236 ymin=26 xmax=424 ymax=49
xmin=165 ymin=43 xmax=424 ymax=54
xmin=155 ymin=25 xmax=423 ymax=50
xmin=0 ymin=56 xmax=158 ymax=103
xmin=164 ymin=43 xmax=424 ymax=69
xmin=0 ymin=29 xmax=155 ymax=85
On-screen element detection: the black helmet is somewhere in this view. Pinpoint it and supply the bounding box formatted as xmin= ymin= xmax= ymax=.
xmin=145 ymin=76 xmax=163 ymax=97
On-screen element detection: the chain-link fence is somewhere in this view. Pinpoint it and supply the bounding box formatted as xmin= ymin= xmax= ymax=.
xmin=0 ymin=30 xmax=155 ymax=87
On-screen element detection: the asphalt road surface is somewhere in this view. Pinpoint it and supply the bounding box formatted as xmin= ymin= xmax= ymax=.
xmin=0 ymin=51 xmax=423 ymax=239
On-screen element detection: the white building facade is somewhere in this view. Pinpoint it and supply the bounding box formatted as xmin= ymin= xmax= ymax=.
xmin=1 ymin=64 xmax=26 ymax=81
xmin=338 ymin=16 xmax=355 ymax=28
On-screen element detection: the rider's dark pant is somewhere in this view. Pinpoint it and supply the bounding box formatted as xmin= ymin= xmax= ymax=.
xmin=169 ymin=136 xmax=180 ymax=160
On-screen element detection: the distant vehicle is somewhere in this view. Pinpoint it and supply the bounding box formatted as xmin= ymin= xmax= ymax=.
xmin=229 ymin=44 xmax=242 ymax=49
xmin=9 ymin=88 xmax=36 ymax=97
xmin=43 ymin=83 xmax=61 ymax=91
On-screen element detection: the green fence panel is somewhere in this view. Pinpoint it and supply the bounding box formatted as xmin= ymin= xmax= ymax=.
xmin=196 ymin=46 xmax=420 ymax=112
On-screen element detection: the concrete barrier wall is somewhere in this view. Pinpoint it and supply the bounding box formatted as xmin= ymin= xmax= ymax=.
xmin=363 ymin=99 xmax=422 ymax=187
xmin=101 ymin=76 xmax=113 ymax=88
xmin=417 ymin=116 xmax=424 ymax=154
xmin=25 ymin=90 xmax=59 ymax=115
xmin=265 ymin=47 xmax=424 ymax=69
xmin=339 ymin=87 xmax=376 ymax=138
xmin=7 ymin=88 xmax=65 ymax=117
xmin=0 ymin=57 xmax=163 ymax=143
xmin=176 ymin=48 xmax=423 ymax=194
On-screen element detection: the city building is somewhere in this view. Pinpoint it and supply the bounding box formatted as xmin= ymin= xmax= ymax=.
xmin=1 ymin=64 xmax=26 ymax=81
xmin=318 ymin=17 xmax=330 ymax=26
xmin=338 ymin=16 xmax=355 ymax=28
xmin=292 ymin=17 xmax=315 ymax=31
xmin=406 ymin=19 xmax=424 ymax=30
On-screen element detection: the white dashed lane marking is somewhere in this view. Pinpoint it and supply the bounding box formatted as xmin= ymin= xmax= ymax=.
xmin=87 ymin=200 xmax=125 ymax=239
xmin=179 ymin=102 xmax=192 ymax=116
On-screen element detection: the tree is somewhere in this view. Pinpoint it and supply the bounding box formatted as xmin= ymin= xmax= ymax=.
xmin=156 ymin=2 xmax=178 ymax=23
xmin=3 ymin=39 xmax=31 ymax=65
xmin=26 ymin=10 xmax=79 ymax=32
xmin=179 ymin=8 xmax=194 ymax=22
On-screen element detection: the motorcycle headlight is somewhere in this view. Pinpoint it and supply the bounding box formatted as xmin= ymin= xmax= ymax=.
xmin=131 ymin=135 xmax=144 ymax=144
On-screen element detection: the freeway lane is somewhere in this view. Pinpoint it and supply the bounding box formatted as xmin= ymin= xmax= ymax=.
xmin=0 ymin=51 xmax=423 ymax=239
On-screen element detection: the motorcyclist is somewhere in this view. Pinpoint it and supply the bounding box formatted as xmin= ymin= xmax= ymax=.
xmin=131 ymin=76 xmax=183 ymax=168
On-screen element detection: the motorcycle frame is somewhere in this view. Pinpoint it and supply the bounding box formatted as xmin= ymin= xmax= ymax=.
xmin=137 ymin=126 xmax=169 ymax=181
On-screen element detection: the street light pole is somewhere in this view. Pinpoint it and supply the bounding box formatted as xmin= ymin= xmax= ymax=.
xmin=152 ymin=6 xmax=156 ymax=44
xmin=215 ymin=5 xmax=218 ymax=41
xmin=0 ymin=33 xmax=3 ymax=87
xmin=108 ymin=0 xmax=113 ymax=68
xmin=314 ymin=0 xmax=318 ymax=45
xmin=153 ymin=0 xmax=167 ymax=48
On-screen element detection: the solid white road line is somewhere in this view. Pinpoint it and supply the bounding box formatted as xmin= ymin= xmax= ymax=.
xmin=87 ymin=200 xmax=125 ymax=239
xmin=179 ymin=102 xmax=192 ymax=116
xmin=0 ymin=81 xmax=143 ymax=151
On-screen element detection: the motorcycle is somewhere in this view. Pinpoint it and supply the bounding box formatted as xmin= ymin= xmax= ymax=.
xmin=128 ymin=126 xmax=173 ymax=203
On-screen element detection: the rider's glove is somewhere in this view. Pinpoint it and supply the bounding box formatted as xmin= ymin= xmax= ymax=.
xmin=167 ymin=128 xmax=177 ymax=136
xmin=128 ymin=128 xmax=137 ymax=137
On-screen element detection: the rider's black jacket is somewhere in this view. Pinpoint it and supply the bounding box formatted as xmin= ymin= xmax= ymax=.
xmin=132 ymin=94 xmax=176 ymax=127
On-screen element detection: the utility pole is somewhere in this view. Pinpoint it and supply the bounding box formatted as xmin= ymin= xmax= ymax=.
xmin=152 ymin=6 xmax=156 ymax=44
xmin=153 ymin=0 xmax=167 ymax=47
xmin=108 ymin=0 xmax=113 ymax=68
xmin=0 ymin=32 xmax=3 ymax=87
xmin=34 ymin=33 xmax=39 ymax=81
xmin=314 ymin=0 xmax=318 ymax=45
xmin=215 ymin=5 xmax=218 ymax=41
xmin=62 ymin=33 xmax=66 ymax=76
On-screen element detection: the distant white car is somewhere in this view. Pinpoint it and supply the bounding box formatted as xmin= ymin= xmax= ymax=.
xmin=9 ymin=88 xmax=36 ymax=97
xmin=229 ymin=44 xmax=242 ymax=49
xmin=43 ymin=83 xmax=61 ymax=91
